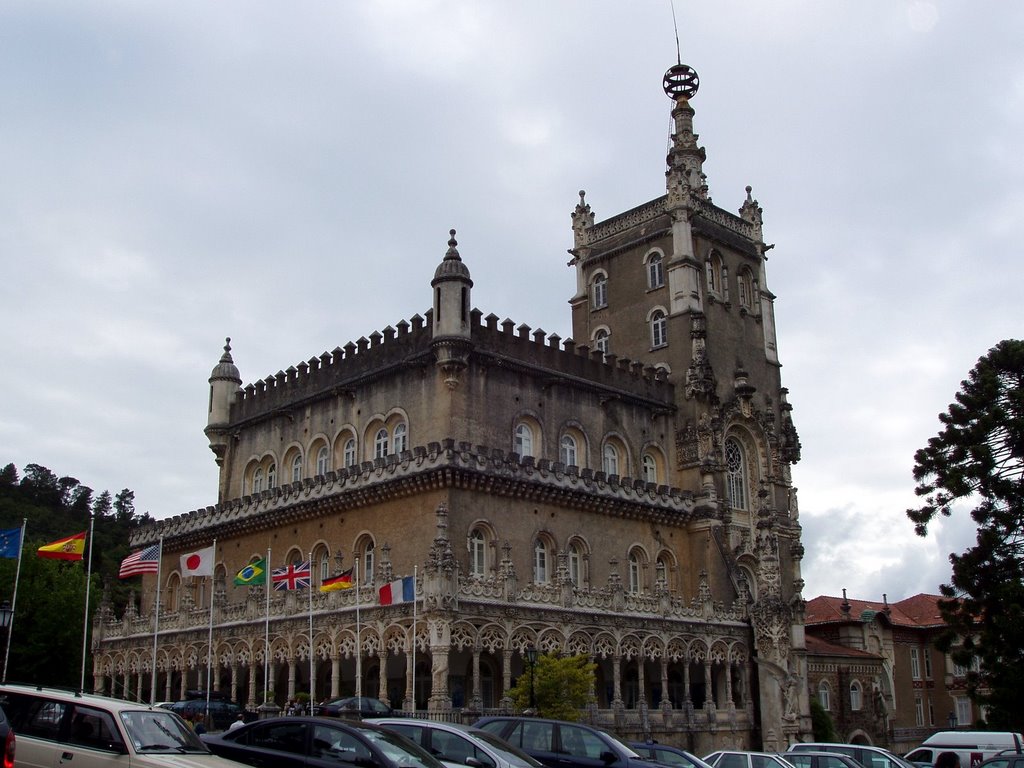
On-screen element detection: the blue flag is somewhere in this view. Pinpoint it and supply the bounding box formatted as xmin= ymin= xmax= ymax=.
xmin=0 ymin=528 xmax=22 ymax=559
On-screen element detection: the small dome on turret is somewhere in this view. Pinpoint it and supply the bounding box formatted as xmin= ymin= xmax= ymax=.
xmin=209 ymin=338 xmax=241 ymax=383
xmin=432 ymin=229 xmax=472 ymax=285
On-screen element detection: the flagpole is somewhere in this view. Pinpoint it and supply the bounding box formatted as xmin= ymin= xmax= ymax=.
xmin=412 ymin=565 xmax=417 ymax=712
xmin=150 ymin=536 xmax=164 ymax=704
xmin=307 ymin=550 xmax=314 ymax=706
xmin=355 ymin=556 xmax=361 ymax=700
xmin=264 ymin=546 xmax=271 ymax=705
xmin=2 ymin=519 xmax=26 ymax=684
xmin=79 ymin=514 xmax=95 ymax=692
xmin=205 ymin=538 xmax=217 ymax=720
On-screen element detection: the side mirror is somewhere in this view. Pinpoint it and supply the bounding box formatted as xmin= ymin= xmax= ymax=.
xmin=601 ymin=752 xmax=618 ymax=765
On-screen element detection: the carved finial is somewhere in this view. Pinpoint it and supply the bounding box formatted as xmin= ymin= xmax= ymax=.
xmin=841 ymin=588 xmax=851 ymax=615
xmin=444 ymin=229 xmax=460 ymax=260
xmin=220 ymin=337 xmax=234 ymax=363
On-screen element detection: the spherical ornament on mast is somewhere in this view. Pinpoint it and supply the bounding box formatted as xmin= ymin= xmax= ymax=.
xmin=663 ymin=64 xmax=699 ymax=100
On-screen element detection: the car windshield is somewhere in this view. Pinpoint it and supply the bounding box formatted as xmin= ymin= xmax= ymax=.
xmin=119 ymin=709 xmax=208 ymax=753
xmin=473 ymin=730 xmax=544 ymax=768
xmin=603 ymin=732 xmax=640 ymax=759
xmin=358 ymin=727 xmax=446 ymax=768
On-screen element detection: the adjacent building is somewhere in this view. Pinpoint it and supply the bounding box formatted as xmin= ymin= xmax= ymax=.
xmin=93 ymin=61 xmax=810 ymax=752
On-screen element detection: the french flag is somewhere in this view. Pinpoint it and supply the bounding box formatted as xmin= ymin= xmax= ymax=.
xmin=379 ymin=575 xmax=416 ymax=606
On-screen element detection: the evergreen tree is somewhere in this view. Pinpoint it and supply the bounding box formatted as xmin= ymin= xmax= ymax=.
xmin=507 ymin=653 xmax=595 ymax=720
xmin=907 ymin=339 xmax=1024 ymax=730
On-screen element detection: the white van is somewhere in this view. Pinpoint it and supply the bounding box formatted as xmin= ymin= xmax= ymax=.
xmin=905 ymin=731 xmax=1024 ymax=768
xmin=0 ymin=683 xmax=244 ymax=768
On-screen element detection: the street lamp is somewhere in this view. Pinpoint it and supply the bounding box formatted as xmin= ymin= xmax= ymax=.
xmin=0 ymin=600 xmax=13 ymax=683
xmin=525 ymin=645 xmax=538 ymax=713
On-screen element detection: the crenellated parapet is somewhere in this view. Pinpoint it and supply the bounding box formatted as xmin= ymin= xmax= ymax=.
xmin=130 ymin=438 xmax=702 ymax=550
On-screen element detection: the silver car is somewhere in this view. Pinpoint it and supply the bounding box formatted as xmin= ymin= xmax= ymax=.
xmin=368 ymin=718 xmax=543 ymax=768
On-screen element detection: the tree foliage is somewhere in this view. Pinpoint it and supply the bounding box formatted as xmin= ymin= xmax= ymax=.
xmin=0 ymin=461 xmax=154 ymax=688
xmin=906 ymin=339 xmax=1024 ymax=730
xmin=508 ymin=654 xmax=595 ymax=721
xmin=809 ymin=698 xmax=837 ymax=741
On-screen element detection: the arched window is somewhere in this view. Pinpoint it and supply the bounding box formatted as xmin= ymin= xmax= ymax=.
xmin=361 ymin=541 xmax=375 ymax=584
xmin=374 ymin=428 xmax=389 ymax=459
xmin=267 ymin=463 xmax=276 ymax=489
xmin=642 ymin=453 xmax=658 ymax=484
xmin=468 ymin=529 xmax=486 ymax=578
xmin=593 ymin=328 xmax=609 ymax=359
xmin=725 ymin=438 xmax=748 ymax=510
xmin=533 ymin=539 xmax=549 ymax=584
xmin=560 ymin=434 xmax=578 ymax=467
xmin=514 ymin=422 xmax=534 ymax=458
xmin=393 ymin=422 xmax=408 ymax=454
xmin=568 ymin=541 xmax=584 ymax=587
xmin=343 ymin=438 xmax=357 ymax=468
xmin=738 ymin=268 xmax=753 ymax=308
xmin=291 ymin=453 xmax=303 ymax=483
xmin=706 ymin=258 xmax=717 ymax=293
xmin=647 ymin=252 xmax=664 ymax=289
xmin=591 ymin=273 xmax=608 ymax=309
xmin=656 ymin=553 xmax=674 ymax=592
xmin=602 ymin=444 xmax=619 ymax=476
xmin=650 ymin=310 xmax=668 ymax=348
xmin=252 ymin=468 xmax=264 ymax=494
xmin=316 ymin=446 xmax=330 ymax=476
xmin=819 ymin=681 xmax=832 ymax=711
xmin=319 ymin=549 xmax=331 ymax=583
xmin=850 ymin=681 xmax=862 ymax=711
xmin=628 ymin=551 xmax=642 ymax=594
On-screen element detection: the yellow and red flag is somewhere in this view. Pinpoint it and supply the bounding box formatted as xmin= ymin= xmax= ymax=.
xmin=37 ymin=531 xmax=87 ymax=561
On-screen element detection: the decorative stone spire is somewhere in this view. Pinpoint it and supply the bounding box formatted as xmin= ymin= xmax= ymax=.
xmin=663 ymin=63 xmax=708 ymax=205
xmin=206 ymin=337 xmax=242 ymax=474
xmin=571 ymin=190 xmax=594 ymax=249
xmin=431 ymin=230 xmax=474 ymax=389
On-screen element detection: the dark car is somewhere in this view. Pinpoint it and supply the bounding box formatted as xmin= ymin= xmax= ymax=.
xmin=474 ymin=716 xmax=655 ymax=768
xmin=202 ymin=716 xmax=445 ymax=768
xmin=783 ymin=751 xmax=865 ymax=768
xmin=370 ymin=718 xmax=543 ymax=768
xmin=789 ymin=744 xmax=916 ymax=768
xmin=0 ymin=704 xmax=14 ymax=768
xmin=630 ymin=742 xmax=713 ymax=768
xmin=978 ymin=758 xmax=1024 ymax=768
xmin=315 ymin=696 xmax=396 ymax=718
xmin=167 ymin=698 xmax=244 ymax=731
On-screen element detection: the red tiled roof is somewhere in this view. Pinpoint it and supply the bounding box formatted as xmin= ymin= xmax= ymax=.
xmin=805 ymin=634 xmax=883 ymax=659
xmin=805 ymin=593 xmax=946 ymax=628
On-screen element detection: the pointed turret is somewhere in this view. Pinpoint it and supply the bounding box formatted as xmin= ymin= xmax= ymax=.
xmin=430 ymin=230 xmax=474 ymax=388
xmin=205 ymin=338 xmax=241 ymax=469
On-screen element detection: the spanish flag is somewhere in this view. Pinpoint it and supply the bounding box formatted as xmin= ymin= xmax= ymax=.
xmin=320 ymin=568 xmax=354 ymax=592
xmin=37 ymin=531 xmax=87 ymax=561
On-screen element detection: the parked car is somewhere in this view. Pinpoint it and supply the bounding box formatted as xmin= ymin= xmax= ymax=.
xmin=166 ymin=698 xmax=244 ymax=731
xmin=474 ymin=716 xmax=656 ymax=768
xmin=370 ymin=717 xmax=543 ymax=768
xmin=704 ymin=750 xmax=797 ymax=768
xmin=789 ymin=743 xmax=917 ymax=768
xmin=783 ymin=751 xmax=866 ymax=768
xmin=202 ymin=716 xmax=445 ymax=768
xmin=629 ymin=742 xmax=713 ymax=768
xmin=905 ymin=732 xmax=1024 ymax=768
xmin=0 ymin=682 xmax=240 ymax=768
xmin=0 ymin=703 xmax=15 ymax=768
xmin=977 ymin=755 xmax=1024 ymax=768
xmin=316 ymin=695 xmax=397 ymax=718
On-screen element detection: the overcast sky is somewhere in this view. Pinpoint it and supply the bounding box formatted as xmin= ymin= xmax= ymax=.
xmin=2 ymin=1 xmax=1020 ymax=604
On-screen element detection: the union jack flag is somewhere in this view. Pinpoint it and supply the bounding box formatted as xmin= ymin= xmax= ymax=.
xmin=272 ymin=560 xmax=311 ymax=591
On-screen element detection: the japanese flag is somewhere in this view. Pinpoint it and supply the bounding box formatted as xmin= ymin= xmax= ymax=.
xmin=180 ymin=545 xmax=216 ymax=577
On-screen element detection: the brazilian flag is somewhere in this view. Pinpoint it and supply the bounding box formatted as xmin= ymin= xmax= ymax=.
xmin=234 ymin=558 xmax=267 ymax=586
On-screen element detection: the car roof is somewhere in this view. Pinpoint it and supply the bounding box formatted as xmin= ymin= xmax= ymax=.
xmin=370 ymin=719 xmax=476 ymax=733
xmin=0 ymin=683 xmax=163 ymax=713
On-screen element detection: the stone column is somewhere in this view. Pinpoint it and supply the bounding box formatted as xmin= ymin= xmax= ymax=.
xmin=469 ymin=647 xmax=483 ymax=710
xmin=136 ymin=672 xmax=143 ymax=702
xmin=404 ymin=647 xmax=415 ymax=711
xmin=165 ymin=674 xmax=172 ymax=702
xmin=637 ymin=658 xmax=646 ymax=708
xmin=500 ymin=648 xmax=513 ymax=709
xmin=378 ymin=647 xmax=389 ymax=702
xmin=179 ymin=672 xmax=187 ymax=699
xmin=230 ymin=663 xmax=239 ymax=704
xmin=248 ymin=667 xmax=258 ymax=709
xmin=612 ymin=654 xmax=623 ymax=705
xmin=704 ymin=660 xmax=713 ymax=707
xmin=331 ymin=654 xmax=341 ymax=699
xmin=725 ymin=661 xmax=735 ymax=709
xmin=287 ymin=658 xmax=296 ymax=699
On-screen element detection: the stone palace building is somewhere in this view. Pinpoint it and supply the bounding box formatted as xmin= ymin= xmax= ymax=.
xmin=92 ymin=61 xmax=811 ymax=752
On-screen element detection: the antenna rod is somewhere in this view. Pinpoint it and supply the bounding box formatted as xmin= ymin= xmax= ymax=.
xmin=670 ymin=0 xmax=681 ymax=65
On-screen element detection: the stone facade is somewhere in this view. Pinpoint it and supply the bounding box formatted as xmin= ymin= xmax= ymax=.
xmin=92 ymin=64 xmax=810 ymax=752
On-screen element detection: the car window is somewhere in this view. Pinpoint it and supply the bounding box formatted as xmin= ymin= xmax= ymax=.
xmin=384 ymin=723 xmax=423 ymax=742
xmin=558 ymin=725 xmax=605 ymax=760
xmin=359 ymin=727 xmax=445 ymax=768
xmin=982 ymin=761 xmax=1009 ymax=768
xmin=517 ymin=721 xmax=555 ymax=753
xmin=68 ymin=705 xmax=123 ymax=751
xmin=906 ymin=752 xmax=931 ymax=763
xmin=719 ymin=755 xmax=749 ymax=768
xmin=245 ymin=721 xmax=308 ymax=755
xmin=8 ymin=696 xmax=66 ymax=740
xmin=655 ymin=748 xmax=700 ymax=767
xmin=825 ymin=758 xmax=854 ymax=768
xmin=434 ymin=731 xmax=492 ymax=767
xmin=751 ymin=756 xmax=775 ymax=768
xmin=311 ymin=724 xmax=373 ymax=764
xmin=862 ymin=755 xmax=896 ymax=768
xmin=474 ymin=731 xmax=543 ymax=768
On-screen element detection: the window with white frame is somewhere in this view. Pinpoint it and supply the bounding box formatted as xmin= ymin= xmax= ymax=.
xmin=514 ymin=422 xmax=534 ymax=458
xmin=650 ymin=310 xmax=668 ymax=348
xmin=568 ymin=542 xmax=583 ymax=586
xmin=952 ymin=657 xmax=967 ymax=677
xmin=915 ymin=693 xmax=924 ymax=726
xmin=910 ymin=647 xmax=921 ymax=679
xmin=252 ymin=468 xmax=264 ymax=494
xmin=738 ymin=269 xmax=753 ymax=308
xmin=602 ymin=444 xmax=619 ymax=476
xmin=560 ymin=434 xmax=578 ymax=467
xmin=393 ymin=422 xmax=408 ymax=454
xmin=591 ymin=273 xmax=608 ymax=309
xmin=628 ymin=551 xmax=641 ymax=594
xmin=316 ymin=446 xmax=330 ymax=476
xmin=374 ymin=428 xmax=389 ymax=459
xmin=725 ymin=438 xmax=748 ymax=510
xmin=850 ymin=681 xmax=862 ymax=711
xmin=319 ymin=550 xmax=330 ymax=582
xmin=533 ymin=539 xmax=549 ymax=583
xmin=361 ymin=542 xmax=375 ymax=584
xmin=647 ymin=253 xmax=665 ymax=289
xmin=593 ymin=328 xmax=609 ymax=359
xmin=469 ymin=529 xmax=486 ymax=578
xmin=928 ymin=696 xmax=935 ymax=726
xmin=343 ymin=438 xmax=357 ymax=468
xmin=818 ymin=681 xmax=831 ymax=711
xmin=267 ymin=463 xmax=276 ymax=489
xmin=642 ymin=453 xmax=658 ymax=484
xmin=955 ymin=695 xmax=971 ymax=727
xmin=291 ymin=453 xmax=303 ymax=483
